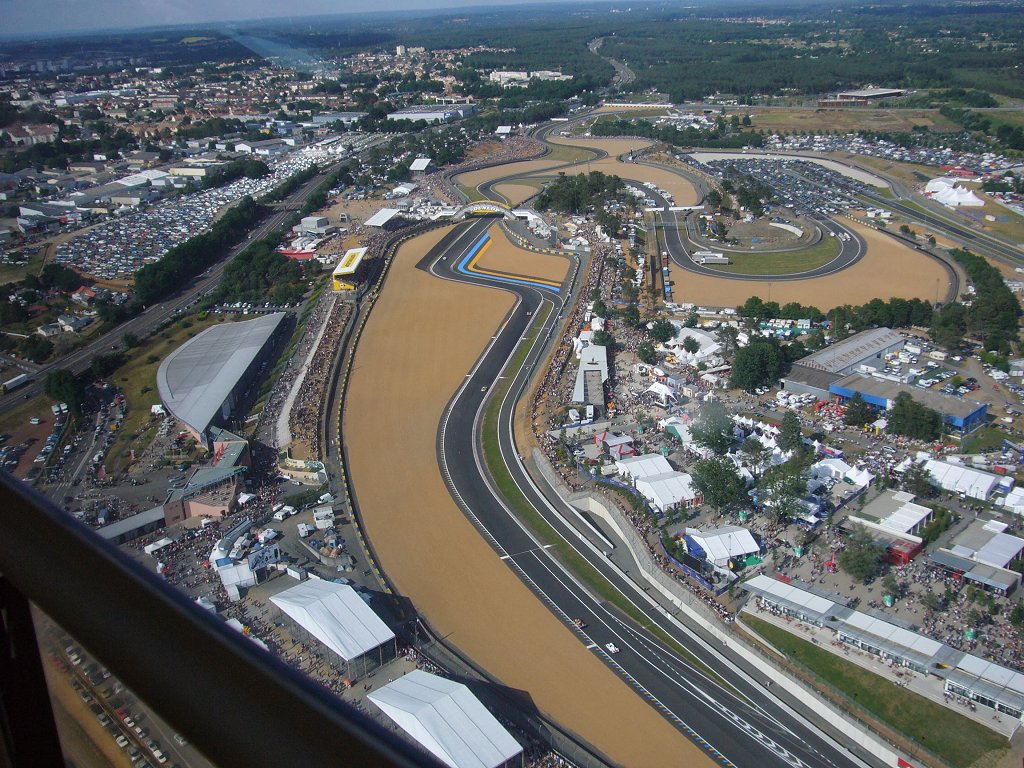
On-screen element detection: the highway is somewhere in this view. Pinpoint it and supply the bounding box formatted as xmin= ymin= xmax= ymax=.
xmin=423 ymin=216 xmax=878 ymax=768
xmin=0 ymin=161 xmax=344 ymax=414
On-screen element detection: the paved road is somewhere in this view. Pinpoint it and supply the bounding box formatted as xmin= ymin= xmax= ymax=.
xmin=660 ymin=209 xmax=866 ymax=281
xmin=0 ymin=162 xmax=343 ymax=414
xmin=423 ymin=217 xmax=878 ymax=768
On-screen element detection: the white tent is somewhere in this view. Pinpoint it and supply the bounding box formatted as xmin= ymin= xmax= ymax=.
xmin=1003 ymin=486 xmax=1024 ymax=516
xmin=685 ymin=526 xmax=760 ymax=567
xmin=635 ymin=471 xmax=699 ymax=510
xmin=923 ymin=459 xmax=1000 ymax=501
xmin=368 ymin=670 xmax=522 ymax=768
xmin=270 ymin=580 xmax=394 ymax=661
xmin=645 ymin=381 xmax=678 ymax=406
xmin=927 ymin=178 xmax=984 ymax=207
xmin=615 ymin=453 xmax=673 ymax=482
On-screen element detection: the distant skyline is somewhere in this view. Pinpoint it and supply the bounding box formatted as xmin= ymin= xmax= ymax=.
xmin=1 ymin=0 xmax=587 ymax=38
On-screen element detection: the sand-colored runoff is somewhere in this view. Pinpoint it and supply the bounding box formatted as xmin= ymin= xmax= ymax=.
xmin=455 ymin=158 xmax=568 ymax=194
xmin=547 ymin=136 xmax=655 ymax=158
xmin=588 ymin=157 xmax=701 ymax=207
xmin=491 ymin=182 xmax=541 ymax=208
xmin=345 ymin=226 xmax=710 ymax=767
xmin=671 ymin=220 xmax=951 ymax=309
xmin=474 ymin=223 xmax=570 ymax=283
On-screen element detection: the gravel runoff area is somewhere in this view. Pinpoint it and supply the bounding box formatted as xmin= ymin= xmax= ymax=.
xmin=475 ymin=222 xmax=572 ymax=282
xmin=546 ymin=136 xmax=701 ymax=207
xmin=669 ymin=219 xmax=952 ymax=310
xmin=344 ymin=225 xmax=712 ymax=767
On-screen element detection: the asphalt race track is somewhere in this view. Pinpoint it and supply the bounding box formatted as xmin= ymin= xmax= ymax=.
xmin=660 ymin=209 xmax=867 ymax=281
xmin=421 ymin=216 xmax=877 ymax=768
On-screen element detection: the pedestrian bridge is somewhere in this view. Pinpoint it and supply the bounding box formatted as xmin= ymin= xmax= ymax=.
xmin=459 ymin=201 xmax=518 ymax=219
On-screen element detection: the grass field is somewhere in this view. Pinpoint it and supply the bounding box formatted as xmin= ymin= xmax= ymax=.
xmin=744 ymin=615 xmax=1008 ymax=768
xmin=744 ymin=108 xmax=960 ymax=134
xmin=543 ymin=142 xmax=601 ymax=165
xmin=704 ymin=234 xmax=841 ymax=276
xmin=0 ymin=247 xmax=45 ymax=284
xmin=841 ymin=155 xmax=943 ymax=189
xmin=105 ymin=313 xmax=224 ymax=473
xmin=961 ymin=425 xmax=1007 ymax=454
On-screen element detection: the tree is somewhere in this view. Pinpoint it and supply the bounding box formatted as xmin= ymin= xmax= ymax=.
xmin=649 ymin=319 xmax=677 ymax=344
xmin=705 ymin=188 xmax=722 ymax=209
xmin=682 ymin=337 xmax=701 ymax=354
xmin=591 ymin=330 xmax=614 ymax=347
xmin=718 ymin=325 xmax=739 ymax=357
xmin=122 ymin=332 xmax=141 ymax=348
xmin=637 ymin=342 xmax=657 ymax=365
xmin=20 ymin=335 xmax=53 ymax=363
xmin=90 ymin=352 xmax=124 ymax=378
xmin=902 ymin=462 xmax=937 ymax=499
xmin=888 ymin=392 xmax=942 ymax=441
xmin=740 ymin=437 xmax=769 ymax=469
xmin=691 ymin=457 xmax=746 ymax=514
xmin=621 ymin=303 xmax=640 ymax=327
xmin=882 ymin=571 xmax=900 ymax=598
xmin=758 ymin=462 xmax=807 ymax=519
xmin=777 ymin=411 xmax=803 ymax=453
xmin=44 ymin=369 xmax=82 ymax=415
xmin=839 ymin=526 xmax=885 ymax=583
xmin=684 ymin=311 xmax=699 ymax=328
xmin=1011 ymin=600 xmax=1024 ymax=628
xmin=691 ymin=401 xmax=735 ymax=455
xmin=592 ymin=298 xmax=608 ymax=318
xmin=843 ymin=393 xmax=872 ymax=427
xmin=922 ymin=591 xmax=944 ymax=613
xmin=730 ymin=338 xmax=784 ymax=391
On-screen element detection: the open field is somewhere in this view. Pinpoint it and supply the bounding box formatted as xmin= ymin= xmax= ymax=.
xmin=670 ymin=220 xmax=950 ymax=309
xmin=476 ymin=223 xmax=570 ymax=283
xmin=344 ymin=226 xmax=709 ymax=767
xmin=743 ymin=108 xmax=960 ymax=134
xmin=704 ymin=235 xmax=841 ymax=276
xmin=744 ymin=616 xmax=1007 ymax=768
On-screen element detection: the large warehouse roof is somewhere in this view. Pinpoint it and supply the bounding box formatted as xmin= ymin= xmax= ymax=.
xmin=799 ymin=327 xmax=902 ymax=373
xmin=157 ymin=313 xmax=285 ymax=438
xmin=834 ymin=373 xmax=985 ymax=420
xmin=368 ymin=670 xmax=522 ymax=768
xmin=270 ymin=579 xmax=394 ymax=662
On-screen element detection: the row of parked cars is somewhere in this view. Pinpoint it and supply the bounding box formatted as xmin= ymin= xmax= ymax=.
xmin=63 ymin=641 xmax=185 ymax=767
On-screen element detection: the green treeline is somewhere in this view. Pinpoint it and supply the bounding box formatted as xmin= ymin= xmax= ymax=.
xmin=931 ymin=249 xmax=1021 ymax=352
xmin=207 ymin=230 xmax=307 ymax=306
xmin=591 ymin=118 xmax=763 ymax=150
xmin=134 ymin=196 xmax=263 ymax=305
xmin=535 ymin=171 xmax=625 ymax=215
xmin=737 ymin=296 xmax=935 ymax=330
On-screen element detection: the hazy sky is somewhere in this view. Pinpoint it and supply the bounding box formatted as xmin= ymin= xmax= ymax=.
xmin=1 ymin=0 xmax=551 ymax=37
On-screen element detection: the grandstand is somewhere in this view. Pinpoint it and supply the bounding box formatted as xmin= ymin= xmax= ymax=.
xmin=332 ymin=247 xmax=368 ymax=291
xmin=157 ymin=313 xmax=287 ymax=447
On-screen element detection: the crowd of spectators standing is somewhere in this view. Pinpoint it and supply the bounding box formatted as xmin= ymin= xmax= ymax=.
xmin=289 ymin=298 xmax=352 ymax=459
